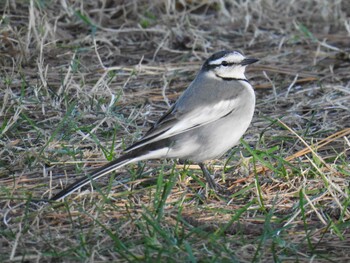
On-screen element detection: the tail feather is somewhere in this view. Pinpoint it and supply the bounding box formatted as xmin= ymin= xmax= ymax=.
xmin=50 ymin=138 xmax=172 ymax=201
xmin=50 ymin=153 xmax=135 ymax=201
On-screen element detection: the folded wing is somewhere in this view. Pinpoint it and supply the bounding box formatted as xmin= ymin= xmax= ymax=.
xmin=126 ymin=98 xmax=238 ymax=152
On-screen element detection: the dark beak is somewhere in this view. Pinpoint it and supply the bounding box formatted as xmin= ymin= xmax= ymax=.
xmin=241 ymin=58 xmax=259 ymax=66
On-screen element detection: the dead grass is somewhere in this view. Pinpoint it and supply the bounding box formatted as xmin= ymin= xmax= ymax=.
xmin=1 ymin=0 xmax=350 ymax=262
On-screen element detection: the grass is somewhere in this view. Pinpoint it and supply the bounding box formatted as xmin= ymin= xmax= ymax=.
xmin=1 ymin=0 xmax=350 ymax=262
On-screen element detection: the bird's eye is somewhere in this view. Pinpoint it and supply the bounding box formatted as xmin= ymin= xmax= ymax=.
xmin=221 ymin=61 xmax=229 ymax=66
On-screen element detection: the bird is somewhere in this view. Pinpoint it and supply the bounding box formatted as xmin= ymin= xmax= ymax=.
xmin=50 ymin=50 xmax=258 ymax=201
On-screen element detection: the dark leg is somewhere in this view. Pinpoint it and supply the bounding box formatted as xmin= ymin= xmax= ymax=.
xmin=198 ymin=162 xmax=217 ymax=190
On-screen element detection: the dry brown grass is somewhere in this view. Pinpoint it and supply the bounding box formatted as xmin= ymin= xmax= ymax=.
xmin=1 ymin=0 xmax=350 ymax=262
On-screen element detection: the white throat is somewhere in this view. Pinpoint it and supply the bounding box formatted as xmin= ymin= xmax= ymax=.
xmin=213 ymin=65 xmax=247 ymax=80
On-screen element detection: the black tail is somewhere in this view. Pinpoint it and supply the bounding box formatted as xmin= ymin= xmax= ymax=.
xmin=50 ymin=152 xmax=136 ymax=201
xmin=49 ymin=137 xmax=172 ymax=201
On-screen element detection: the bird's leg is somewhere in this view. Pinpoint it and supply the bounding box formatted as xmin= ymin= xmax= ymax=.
xmin=198 ymin=162 xmax=217 ymax=190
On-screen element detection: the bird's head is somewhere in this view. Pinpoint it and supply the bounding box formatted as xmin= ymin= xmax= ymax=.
xmin=202 ymin=50 xmax=258 ymax=80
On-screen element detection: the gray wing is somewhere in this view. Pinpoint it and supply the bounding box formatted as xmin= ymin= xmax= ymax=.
xmin=125 ymin=95 xmax=238 ymax=152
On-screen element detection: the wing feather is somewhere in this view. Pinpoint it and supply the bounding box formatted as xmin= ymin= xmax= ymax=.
xmin=125 ymin=99 xmax=237 ymax=152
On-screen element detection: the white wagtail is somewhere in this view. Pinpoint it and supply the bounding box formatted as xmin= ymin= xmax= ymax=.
xmin=50 ymin=50 xmax=258 ymax=201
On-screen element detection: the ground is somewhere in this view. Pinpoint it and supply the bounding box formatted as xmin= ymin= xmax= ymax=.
xmin=1 ymin=0 xmax=350 ymax=262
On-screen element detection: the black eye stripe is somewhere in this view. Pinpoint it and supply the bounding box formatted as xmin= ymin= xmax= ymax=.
xmin=221 ymin=61 xmax=236 ymax=66
xmin=208 ymin=61 xmax=236 ymax=66
xmin=203 ymin=60 xmax=238 ymax=70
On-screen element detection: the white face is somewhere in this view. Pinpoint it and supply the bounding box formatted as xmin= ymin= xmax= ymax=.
xmin=208 ymin=51 xmax=247 ymax=80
